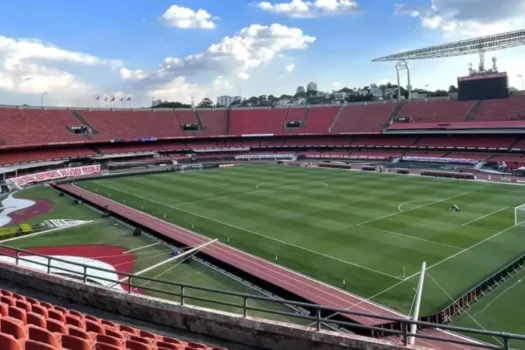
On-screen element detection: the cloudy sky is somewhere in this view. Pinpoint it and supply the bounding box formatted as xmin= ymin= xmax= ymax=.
xmin=0 ymin=0 xmax=524 ymax=107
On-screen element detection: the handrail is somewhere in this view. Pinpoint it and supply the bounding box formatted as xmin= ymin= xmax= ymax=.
xmin=0 ymin=244 xmax=524 ymax=349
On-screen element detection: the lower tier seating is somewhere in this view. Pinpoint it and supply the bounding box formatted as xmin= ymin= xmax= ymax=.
xmin=0 ymin=287 xmax=226 ymax=350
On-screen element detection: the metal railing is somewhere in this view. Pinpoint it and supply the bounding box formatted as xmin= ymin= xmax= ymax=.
xmin=0 ymin=244 xmax=524 ymax=350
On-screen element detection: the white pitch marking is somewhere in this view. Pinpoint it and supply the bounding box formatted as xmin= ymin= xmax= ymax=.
xmin=462 ymin=207 xmax=509 ymax=227
xmin=361 ymin=225 xmax=463 ymax=250
xmin=92 ymin=180 xmax=401 ymax=280
xmin=124 ymin=242 xmax=161 ymax=254
xmin=358 ymin=191 xmax=474 ymax=226
xmin=403 ymin=224 xmax=518 ymax=281
xmin=397 ymin=200 xmax=434 ymax=213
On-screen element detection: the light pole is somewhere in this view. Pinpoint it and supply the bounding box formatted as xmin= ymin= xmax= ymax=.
xmin=41 ymin=92 xmax=48 ymax=108
xmin=518 ymin=75 xmax=524 ymax=91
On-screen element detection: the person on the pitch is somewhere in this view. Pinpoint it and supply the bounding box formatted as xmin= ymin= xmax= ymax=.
xmin=450 ymin=204 xmax=460 ymax=212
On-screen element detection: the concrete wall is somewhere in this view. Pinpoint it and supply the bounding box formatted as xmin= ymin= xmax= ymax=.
xmin=0 ymin=262 xmax=425 ymax=350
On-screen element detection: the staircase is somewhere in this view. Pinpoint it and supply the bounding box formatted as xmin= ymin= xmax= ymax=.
xmin=195 ymin=111 xmax=204 ymax=131
xmin=464 ymin=100 xmax=482 ymax=121
xmin=88 ymin=145 xmax=102 ymax=154
xmin=226 ymin=108 xmax=232 ymax=135
xmin=508 ymin=136 xmax=522 ymax=151
xmin=383 ymin=102 xmax=404 ymax=129
xmin=72 ymin=111 xmax=98 ymax=134
xmin=300 ymin=107 xmax=311 ymax=127
xmin=329 ymin=105 xmax=345 ymax=133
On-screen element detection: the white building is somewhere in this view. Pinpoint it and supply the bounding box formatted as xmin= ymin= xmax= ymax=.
xmin=296 ymin=86 xmax=305 ymax=94
xmin=307 ymin=82 xmax=318 ymax=92
xmin=217 ymin=96 xmax=234 ymax=107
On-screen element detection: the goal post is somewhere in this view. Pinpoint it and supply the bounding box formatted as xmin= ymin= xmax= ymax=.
xmin=514 ymin=204 xmax=525 ymax=226
xmin=180 ymin=163 xmax=203 ymax=173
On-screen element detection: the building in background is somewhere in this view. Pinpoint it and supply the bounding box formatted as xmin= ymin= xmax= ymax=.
xmin=307 ymin=82 xmax=318 ymax=92
xmin=296 ymin=86 xmax=305 ymax=94
xmin=217 ymin=96 xmax=234 ymax=107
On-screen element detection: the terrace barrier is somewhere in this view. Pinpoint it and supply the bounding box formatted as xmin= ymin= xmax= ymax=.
xmin=0 ymin=244 xmax=524 ymax=350
xmin=420 ymin=170 xmax=475 ymax=180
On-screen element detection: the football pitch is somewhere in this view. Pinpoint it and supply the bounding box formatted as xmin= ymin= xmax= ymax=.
xmin=76 ymin=163 xmax=525 ymax=336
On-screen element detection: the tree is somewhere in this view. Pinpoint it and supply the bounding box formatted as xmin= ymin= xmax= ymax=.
xmin=448 ymin=85 xmax=458 ymax=93
xmin=434 ymin=90 xmax=449 ymax=97
xmin=153 ymin=101 xmax=191 ymax=108
xmin=197 ymin=98 xmax=214 ymax=108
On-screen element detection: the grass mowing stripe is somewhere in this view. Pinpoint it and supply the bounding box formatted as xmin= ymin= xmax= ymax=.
xmin=93 ymin=180 xmax=402 ymax=281
xmin=359 ymin=225 xmax=464 ymax=250
xmin=404 ymin=224 xmax=519 ymax=281
xmin=357 ymin=191 xmax=474 ymax=226
xmin=462 ymin=207 xmax=510 ymax=227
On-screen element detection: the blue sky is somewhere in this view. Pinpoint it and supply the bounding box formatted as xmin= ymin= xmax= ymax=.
xmin=0 ymin=0 xmax=524 ymax=107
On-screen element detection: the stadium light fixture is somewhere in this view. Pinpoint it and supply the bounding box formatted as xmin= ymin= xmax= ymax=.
xmin=40 ymin=92 xmax=48 ymax=108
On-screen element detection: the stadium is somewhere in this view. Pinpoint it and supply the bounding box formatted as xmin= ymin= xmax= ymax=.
xmin=2 ymin=24 xmax=525 ymax=350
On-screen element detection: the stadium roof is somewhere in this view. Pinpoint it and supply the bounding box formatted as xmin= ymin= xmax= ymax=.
xmin=372 ymin=29 xmax=525 ymax=62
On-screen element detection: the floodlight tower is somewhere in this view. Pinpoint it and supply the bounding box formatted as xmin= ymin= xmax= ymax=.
xmin=395 ymin=60 xmax=412 ymax=103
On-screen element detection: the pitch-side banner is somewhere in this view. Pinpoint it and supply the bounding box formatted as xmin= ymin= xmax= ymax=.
xmin=235 ymin=154 xmax=295 ymax=160
xmin=402 ymin=156 xmax=477 ymax=165
xmin=7 ymin=165 xmax=101 ymax=188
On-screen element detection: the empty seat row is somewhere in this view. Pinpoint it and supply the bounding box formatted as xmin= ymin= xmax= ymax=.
xmin=0 ymin=288 xmax=226 ymax=350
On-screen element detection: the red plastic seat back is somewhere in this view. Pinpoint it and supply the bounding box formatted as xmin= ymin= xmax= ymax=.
xmin=0 ymin=332 xmax=22 ymax=350
xmin=27 ymin=325 xmax=60 ymax=348
xmin=1 ymin=317 xmax=27 ymax=339
xmin=60 ymin=334 xmax=92 ymax=350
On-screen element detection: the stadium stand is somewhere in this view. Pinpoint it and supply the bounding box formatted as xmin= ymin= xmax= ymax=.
xmin=0 ymin=287 xmax=225 ymax=350
xmin=0 ymin=109 xmax=85 ymax=146
xmin=300 ymin=106 xmax=340 ymax=134
xmin=331 ymin=103 xmax=396 ymax=133
xmin=196 ymin=110 xmax=228 ymax=136
xmin=472 ymin=95 xmax=525 ymax=121
xmin=78 ymin=110 xmax=184 ymax=139
xmin=229 ymin=108 xmax=288 ymax=135
xmin=394 ymin=100 xmax=476 ymax=123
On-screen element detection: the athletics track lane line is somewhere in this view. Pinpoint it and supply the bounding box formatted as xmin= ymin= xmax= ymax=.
xmin=91 ymin=181 xmax=401 ymax=281
xmin=64 ymin=184 xmax=404 ymax=325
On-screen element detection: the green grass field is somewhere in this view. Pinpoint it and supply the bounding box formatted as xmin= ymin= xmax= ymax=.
xmin=74 ymin=163 xmax=525 ymax=338
xmin=3 ymin=187 xmax=299 ymax=323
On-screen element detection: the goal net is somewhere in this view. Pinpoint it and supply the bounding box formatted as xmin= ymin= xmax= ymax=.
xmin=180 ymin=163 xmax=203 ymax=173
xmin=514 ymin=204 xmax=525 ymax=226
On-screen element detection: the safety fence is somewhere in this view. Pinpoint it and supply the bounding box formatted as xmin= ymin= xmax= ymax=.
xmin=0 ymin=244 xmax=524 ymax=350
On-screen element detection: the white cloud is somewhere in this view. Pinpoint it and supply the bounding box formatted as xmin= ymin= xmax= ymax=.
xmin=159 ymin=5 xmax=216 ymax=29
xmin=396 ymin=0 xmax=525 ymax=37
xmin=257 ymin=0 xmax=360 ymax=18
xmin=238 ymin=72 xmax=250 ymax=80
xmin=0 ymin=35 xmax=121 ymax=99
xmin=285 ymin=63 xmax=296 ymax=72
xmin=331 ymin=81 xmax=342 ymax=89
xmin=123 ymin=23 xmax=315 ymax=101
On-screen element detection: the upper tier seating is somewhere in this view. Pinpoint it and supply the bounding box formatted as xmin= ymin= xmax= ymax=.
xmin=0 ymin=147 xmax=94 ymax=166
xmin=300 ymin=106 xmax=340 ymax=134
xmin=0 ymin=109 xmax=84 ymax=146
xmin=97 ymin=143 xmax=163 ymax=154
xmin=0 ymin=287 xmax=226 ymax=350
xmin=196 ymin=110 xmax=228 ymax=136
xmin=331 ymin=104 xmax=395 ymax=133
xmin=284 ymin=107 xmax=306 ymax=121
xmin=396 ymin=100 xmax=475 ymax=123
xmin=78 ymin=111 xmax=184 ymax=139
xmin=416 ymin=136 xmax=516 ymax=149
xmin=350 ymin=136 xmax=417 ymax=147
xmin=472 ymin=95 xmax=525 ymax=121
xmin=229 ymin=109 xmax=288 ymax=135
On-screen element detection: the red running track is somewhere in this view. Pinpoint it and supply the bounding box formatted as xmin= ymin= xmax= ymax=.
xmin=58 ymin=184 xmax=480 ymax=349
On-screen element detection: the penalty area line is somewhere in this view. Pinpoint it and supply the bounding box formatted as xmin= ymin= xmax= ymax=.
xmin=358 ymin=191 xmax=474 ymax=226
xmin=462 ymin=207 xmax=509 ymax=227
